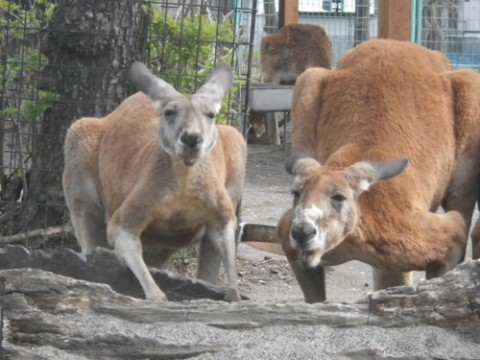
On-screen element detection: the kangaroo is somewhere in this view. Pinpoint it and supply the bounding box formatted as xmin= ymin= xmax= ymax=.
xmin=63 ymin=62 xmax=247 ymax=302
xmin=277 ymin=39 xmax=480 ymax=303
xmin=249 ymin=24 xmax=333 ymax=144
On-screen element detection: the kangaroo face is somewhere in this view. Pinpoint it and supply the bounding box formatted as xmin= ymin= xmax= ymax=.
xmin=129 ymin=62 xmax=232 ymax=167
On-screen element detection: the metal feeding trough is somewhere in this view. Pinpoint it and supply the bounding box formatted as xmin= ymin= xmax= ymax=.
xmin=247 ymin=84 xmax=295 ymax=112
xmin=244 ymin=84 xmax=295 ymax=149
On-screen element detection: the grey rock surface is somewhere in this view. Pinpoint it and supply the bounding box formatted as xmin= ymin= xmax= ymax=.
xmin=0 ymin=245 xmax=230 ymax=301
xmin=0 ymin=259 xmax=479 ymax=359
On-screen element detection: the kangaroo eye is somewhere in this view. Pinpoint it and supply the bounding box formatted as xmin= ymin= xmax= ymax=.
xmin=330 ymin=194 xmax=346 ymax=211
xmin=331 ymin=194 xmax=346 ymax=202
xmin=164 ymin=109 xmax=177 ymax=117
xmin=206 ymin=112 xmax=215 ymax=119
xmin=291 ymin=190 xmax=301 ymax=205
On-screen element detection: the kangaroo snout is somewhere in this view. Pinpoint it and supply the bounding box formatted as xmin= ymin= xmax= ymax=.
xmin=180 ymin=131 xmax=203 ymax=149
xmin=290 ymin=221 xmax=317 ymax=248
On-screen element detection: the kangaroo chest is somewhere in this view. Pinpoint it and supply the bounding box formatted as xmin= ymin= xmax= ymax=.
xmin=140 ymin=186 xmax=227 ymax=248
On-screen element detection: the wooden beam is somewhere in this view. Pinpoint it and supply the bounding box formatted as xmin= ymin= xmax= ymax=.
xmin=282 ymin=0 xmax=298 ymax=27
xmin=378 ymin=0 xmax=412 ymax=41
xmin=284 ymin=0 xmax=298 ymax=25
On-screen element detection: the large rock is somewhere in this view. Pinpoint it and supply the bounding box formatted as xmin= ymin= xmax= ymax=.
xmin=0 ymin=245 xmax=230 ymax=301
xmin=0 ymin=255 xmax=479 ymax=359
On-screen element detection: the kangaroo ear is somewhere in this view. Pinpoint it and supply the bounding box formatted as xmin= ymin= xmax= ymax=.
xmin=195 ymin=64 xmax=233 ymax=111
xmin=129 ymin=61 xmax=181 ymax=109
xmin=346 ymin=158 xmax=408 ymax=193
xmin=286 ymin=155 xmax=321 ymax=177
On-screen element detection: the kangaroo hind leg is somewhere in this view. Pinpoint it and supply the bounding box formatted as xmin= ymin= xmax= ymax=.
xmin=63 ymin=121 xmax=108 ymax=258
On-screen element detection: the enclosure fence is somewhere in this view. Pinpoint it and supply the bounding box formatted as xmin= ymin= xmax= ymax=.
xmin=419 ymin=0 xmax=480 ymax=69
xmin=253 ymin=0 xmax=479 ymax=71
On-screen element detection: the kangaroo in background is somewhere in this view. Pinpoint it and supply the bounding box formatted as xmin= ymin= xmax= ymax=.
xmin=249 ymin=24 xmax=333 ymax=144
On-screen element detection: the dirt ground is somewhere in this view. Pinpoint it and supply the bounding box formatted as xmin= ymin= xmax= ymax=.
xmin=237 ymin=140 xmax=475 ymax=303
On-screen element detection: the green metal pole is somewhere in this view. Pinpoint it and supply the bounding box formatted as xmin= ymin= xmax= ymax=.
xmin=411 ymin=0 xmax=416 ymax=42
xmin=415 ymin=0 xmax=424 ymax=44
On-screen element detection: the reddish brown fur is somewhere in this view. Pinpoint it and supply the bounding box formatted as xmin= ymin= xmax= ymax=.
xmin=278 ymin=39 xmax=480 ymax=302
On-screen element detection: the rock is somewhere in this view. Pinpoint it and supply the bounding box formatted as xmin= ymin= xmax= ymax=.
xmin=0 ymin=258 xmax=479 ymax=359
xmin=0 ymin=245 xmax=231 ymax=301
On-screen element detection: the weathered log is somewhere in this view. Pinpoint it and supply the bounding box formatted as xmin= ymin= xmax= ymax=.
xmin=0 ymin=258 xmax=479 ymax=359
xmin=368 ymin=260 xmax=480 ymax=329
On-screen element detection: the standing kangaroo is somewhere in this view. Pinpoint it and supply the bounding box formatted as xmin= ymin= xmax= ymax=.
xmin=63 ymin=62 xmax=247 ymax=302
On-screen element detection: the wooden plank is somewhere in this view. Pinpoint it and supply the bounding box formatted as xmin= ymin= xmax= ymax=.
xmin=278 ymin=0 xmax=299 ymax=28
xmin=283 ymin=0 xmax=298 ymax=26
xmin=378 ymin=0 xmax=412 ymax=41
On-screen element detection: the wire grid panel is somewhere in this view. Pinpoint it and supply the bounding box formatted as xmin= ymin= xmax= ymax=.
xmin=145 ymin=0 xmax=257 ymax=129
xmin=299 ymin=0 xmax=378 ymax=65
xmin=420 ymin=0 xmax=480 ymax=69
xmin=0 ymin=0 xmax=256 ymax=250
xmin=1 ymin=0 xmax=67 ymax=247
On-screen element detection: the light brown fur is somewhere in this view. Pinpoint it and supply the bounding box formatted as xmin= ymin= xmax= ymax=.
xmin=249 ymin=24 xmax=333 ymax=143
xmin=277 ymin=39 xmax=480 ymax=303
xmin=63 ymin=63 xmax=247 ymax=302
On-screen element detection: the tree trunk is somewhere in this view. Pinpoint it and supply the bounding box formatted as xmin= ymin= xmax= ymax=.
xmin=10 ymin=0 xmax=147 ymax=235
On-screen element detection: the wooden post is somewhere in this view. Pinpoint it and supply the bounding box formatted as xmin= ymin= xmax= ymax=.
xmin=378 ymin=0 xmax=412 ymax=41
xmin=284 ymin=0 xmax=298 ymax=25
xmin=278 ymin=0 xmax=298 ymax=28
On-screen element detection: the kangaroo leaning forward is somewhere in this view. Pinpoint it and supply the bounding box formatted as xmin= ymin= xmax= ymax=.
xmin=277 ymin=39 xmax=480 ymax=303
xmin=63 ymin=62 xmax=247 ymax=302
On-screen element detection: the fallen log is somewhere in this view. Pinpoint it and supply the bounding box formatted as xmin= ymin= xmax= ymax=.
xmin=0 ymin=254 xmax=478 ymax=359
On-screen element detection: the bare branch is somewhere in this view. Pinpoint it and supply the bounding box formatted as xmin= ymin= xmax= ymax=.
xmin=0 ymin=224 xmax=72 ymax=245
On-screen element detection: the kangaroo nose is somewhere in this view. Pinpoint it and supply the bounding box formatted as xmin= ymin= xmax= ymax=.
xmin=180 ymin=132 xmax=203 ymax=148
xmin=290 ymin=222 xmax=317 ymax=247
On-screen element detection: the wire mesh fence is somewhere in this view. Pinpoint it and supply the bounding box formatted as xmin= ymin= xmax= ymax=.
xmin=1 ymin=0 xmax=479 ymax=253
xmin=420 ymin=0 xmax=480 ymax=69
xmin=0 ymin=0 xmax=256 ymax=252
xmin=253 ymin=0 xmax=480 ymax=73
xmin=246 ymin=0 xmax=479 ymax=143
xmin=298 ymin=0 xmax=378 ymax=65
